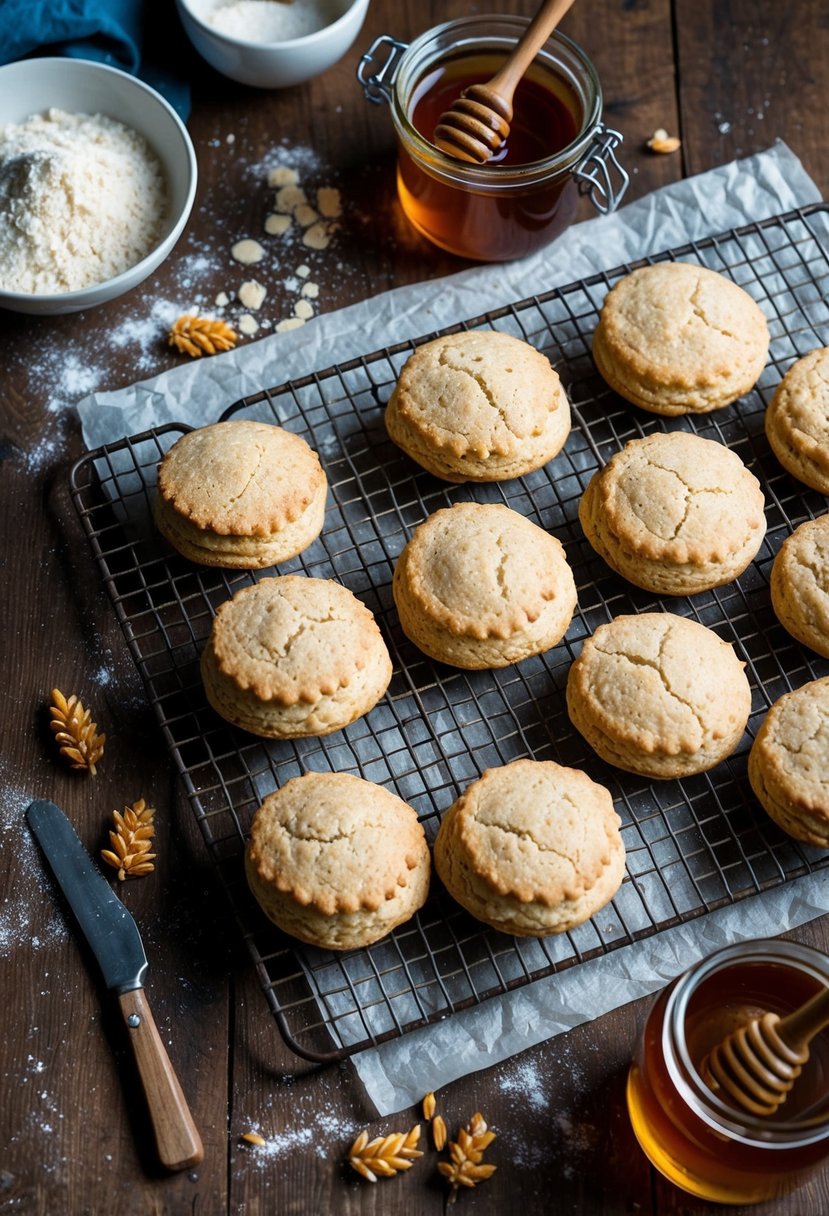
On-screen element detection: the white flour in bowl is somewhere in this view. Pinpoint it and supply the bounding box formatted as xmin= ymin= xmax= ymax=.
xmin=0 ymin=108 xmax=167 ymax=295
xmin=191 ymin=0 xmax=342 ymax=41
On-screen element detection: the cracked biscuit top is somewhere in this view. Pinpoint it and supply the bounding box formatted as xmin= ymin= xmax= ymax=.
xmin=568 ymin=612 xmax=751 ymax=760
xmin=770 ymin=516 xmax=829 ymax=658
xmin=208 ymin=575 xmax=387 ymax=706
xmin=445 ymin=759 xmax=622 ymax=907
xmin=593 ymin=263 xmax=769 ymax=415
xmin=385 ymin=330 xmax=571 ymax=481
xmin=246 ymin=772 xmax=429 ymax=917
xmin=748 ymin=678 xmax=829 ymax=851
xmin=587 ymin=431 xmax=766 ymax=564
xmin=157 ymin=420 xmax=325 ymax=536
xmin=396 ymin=502 xmax=571 ymax=641
xmin=752 ymin=677 xmax=829 ymax=813
xmin=579 ymin=431 xmax=766 ymax=596
xmin=764 ymin=346 xmax=829 ymax=492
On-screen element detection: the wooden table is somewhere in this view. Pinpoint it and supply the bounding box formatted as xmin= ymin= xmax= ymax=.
xmin=2 ymin=2 xmax=828 ymax=1212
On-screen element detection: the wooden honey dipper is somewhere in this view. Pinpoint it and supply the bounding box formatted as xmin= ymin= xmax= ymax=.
xmin=433 ymin=0 xmax=577 ymax=164
xmin=701 ymin=985 xmax=829 ymax=1117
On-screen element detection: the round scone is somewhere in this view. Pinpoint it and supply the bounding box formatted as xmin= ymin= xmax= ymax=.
xmin=579 ymin=431 xmax=767 ymax=595
xmin=748 ymin=678 xmax=829 ymax=848
xmin=764 ymin=347 xmax=829 ymax=493
xmin=770 ymin=516 xmax=829 ymax=658
xmin=434 ymin=759 xmax=625 ymax=937
xmin=154 ymin=420 xmax=327 ymax=568
xmin=393 ymin=502 xmax=577 ymax=668
xmin=592 ymin=263 xmax=769 ymax=416
xmin=566 ymin=612 xmax=752 ymax=778
xmin=246 ymin=772 xmax=431 ymax=950
xmin=201 ymin=576 xmax=392 ymax=738
xmin=385 ymin=330 xmax=570 ymax=482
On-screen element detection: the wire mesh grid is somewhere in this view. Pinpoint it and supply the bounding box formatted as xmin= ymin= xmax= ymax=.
xmin=70 ymin=205 xmax=829 ymax=1062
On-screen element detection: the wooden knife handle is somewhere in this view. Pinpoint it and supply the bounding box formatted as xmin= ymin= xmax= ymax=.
xmin=118 ymin=988 xmax=204 ymax=1171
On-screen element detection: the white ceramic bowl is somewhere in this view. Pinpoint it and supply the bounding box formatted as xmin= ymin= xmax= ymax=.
xmin=0 ymin=58 xmax=197 ymax=316
xmin=175 ymin=0 xmax=369 ymax=89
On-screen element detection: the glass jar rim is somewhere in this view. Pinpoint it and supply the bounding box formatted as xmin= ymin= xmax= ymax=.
xmin=664 ymin=938 xmax=829 ymax=1148
xmin=389 ymin=14 xmax=603 ymax=187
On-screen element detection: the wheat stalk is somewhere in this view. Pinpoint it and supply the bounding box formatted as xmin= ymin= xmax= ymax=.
xmin=100 ymin=799 xmax=156 ymax=880
xmin=437 ymin=1112 xmax=497 ymax=1201
xmin=49 ymin=688 xmax=106 ymax=775
xmin=347 ymin=1124 xmax=423 ymax=1183
xmin=169 ymin=315 xmax=237 ymax=358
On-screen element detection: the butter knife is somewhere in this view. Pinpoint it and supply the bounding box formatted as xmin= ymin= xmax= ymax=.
xmin=26 ymin=799 xmax=204 ymax=1172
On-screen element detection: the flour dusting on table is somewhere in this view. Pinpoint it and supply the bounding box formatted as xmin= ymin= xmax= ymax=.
xmin=0 ymin=782 xmax=69 ymax=958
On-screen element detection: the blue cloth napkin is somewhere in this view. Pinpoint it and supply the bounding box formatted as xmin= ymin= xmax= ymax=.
xmin=0 ymin=0 xmax=191 ymax=118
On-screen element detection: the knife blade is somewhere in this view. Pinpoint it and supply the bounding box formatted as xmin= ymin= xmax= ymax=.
xmin=26 ymin=799 xmax=203 ymax=1172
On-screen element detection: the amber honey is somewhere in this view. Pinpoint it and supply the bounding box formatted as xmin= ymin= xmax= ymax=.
xmin=384 ymin=18 xmax=604 ymax=263
xmin=396 ymin=54 xmax=581 ymax=262
xmin=627 ymin=942 xmax=829 ymax=1204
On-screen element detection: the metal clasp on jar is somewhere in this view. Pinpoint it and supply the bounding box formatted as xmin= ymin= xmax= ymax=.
xmin=573 ymin=124 xmax=629 ymax=214
xmin=357 ymin=34 xmax=408 ymax=104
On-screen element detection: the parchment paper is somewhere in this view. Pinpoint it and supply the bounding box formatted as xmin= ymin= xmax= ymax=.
xmin=77 ymin=141 xmax=828 ymax=1115
xmin=79 ymin=141 xmax=818 ymax=447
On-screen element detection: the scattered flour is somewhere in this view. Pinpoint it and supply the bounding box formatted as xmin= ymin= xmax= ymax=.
xmin=498 ymin=1056 xmax=549 ymax=1113
xmin=110 ymin=298 xmax=183 ymax=364
xmin=0 ymin=780 xmax=69 ymax=959
xmin=193 ymin=0 xmax=341 ymax=42
xmin=0 ymin=108 xmax=167 ymax=294
xmin=236 ymin=1091 xmax=358 ymax=1165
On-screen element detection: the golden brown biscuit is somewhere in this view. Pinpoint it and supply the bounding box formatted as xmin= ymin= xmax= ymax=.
xmin=246 ymin=772 xmax=430 ymax=950
xmin=434 ymin=759 xmax=625 ymax=937
xmin=201 ymin=575 xmax=392 ymax=738
xmin=592 ymin=263 xmax=769 ymax=416
xmin=155 ymin=420 xmax=327 ymax=568
xmin=393 ymin=502 xmax=577 ymax=668
xmin=385 ymin=330 xmax=570 ymax=482
xmin=566 ymin=612 xmax=751 ymax=778
xmin=770 ymin=516 xmax=829 ymax=658
xmin=748 ymin=677 xmax=829 ymax=848
xmin=764 ymin=347 xmax=829 ymax=493
xmin=579 ymin=431 xmax=766 ymax=595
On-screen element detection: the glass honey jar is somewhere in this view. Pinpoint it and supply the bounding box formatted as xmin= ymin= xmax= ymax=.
xmin=627 ymin=938 xmax=829 ymax=1204
xmin=358 ymin=16 xmax=628 ymax=262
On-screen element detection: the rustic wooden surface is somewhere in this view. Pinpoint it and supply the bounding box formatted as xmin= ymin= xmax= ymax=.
xmin=2 ymin=2 xmax=828 ymax=1213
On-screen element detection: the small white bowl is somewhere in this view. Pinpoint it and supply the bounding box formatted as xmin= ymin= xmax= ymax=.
xmin=175 ymin=0 xmax=369 ymax=89
xmin=0 ymin=58 xmax=197 ymax=316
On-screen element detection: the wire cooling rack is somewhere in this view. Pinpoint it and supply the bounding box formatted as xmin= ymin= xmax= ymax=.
xmin=70 ymin=204 xmax=829 ymax=1062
